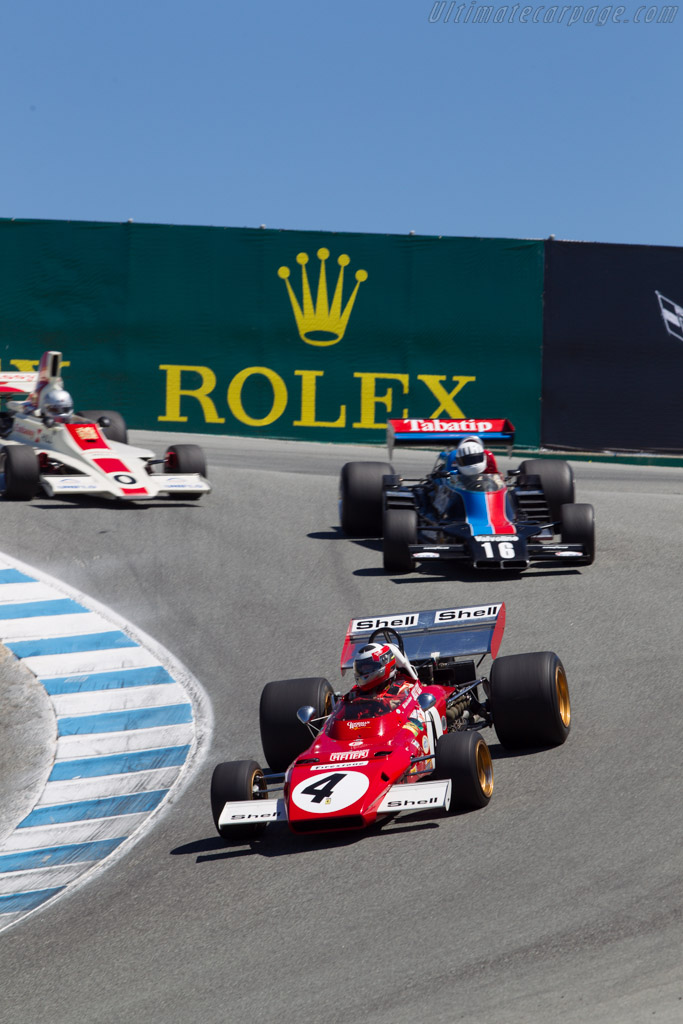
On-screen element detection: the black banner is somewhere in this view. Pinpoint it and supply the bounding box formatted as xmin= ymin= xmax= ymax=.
xmin=542 ymin=241 xmax=683 ymax=452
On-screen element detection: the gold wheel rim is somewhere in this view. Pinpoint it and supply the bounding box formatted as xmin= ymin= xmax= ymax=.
xmin=476 ymin=740 xmax=494 ymax=797
xmin=556 ymin=666 xmax=571 ymax=728
xmin=251 ymin=769 xmax=267 ymax=800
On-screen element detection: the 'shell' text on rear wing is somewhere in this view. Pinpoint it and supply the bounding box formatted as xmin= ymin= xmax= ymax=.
xmin=340 ymin=604 xmax=506 ymax=672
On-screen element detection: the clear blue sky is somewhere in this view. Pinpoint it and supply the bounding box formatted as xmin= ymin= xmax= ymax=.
xmin=2 ymin=0 xmax=681 ymax=246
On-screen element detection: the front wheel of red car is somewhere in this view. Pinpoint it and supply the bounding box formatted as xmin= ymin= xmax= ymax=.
xmin=210 ymin=759 xmax=267 ymax=841
xmin=434 ymin=730 xmax=493 ymax=811
xmin=489 ymin=651 xmax=571 ymax=749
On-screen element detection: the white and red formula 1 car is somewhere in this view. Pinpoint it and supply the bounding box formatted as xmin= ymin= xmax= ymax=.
xmin=210 ymin=602 xmax=571 ymax=840
xmin=0 ymin=351 xmax=210 ymax=502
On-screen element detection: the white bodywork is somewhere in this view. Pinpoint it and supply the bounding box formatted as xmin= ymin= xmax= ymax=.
xmin=0 ymin=355 xmax=210 ymax=501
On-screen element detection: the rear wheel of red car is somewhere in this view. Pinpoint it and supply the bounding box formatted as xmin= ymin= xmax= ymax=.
xmin=560 ymin=502 xmax=595 ymax=565
xmin=259 ymin=676 xmax=334 ymax=772
xmin=489 ymin=651 xmax=571 ymax=749
xmin=78 ymin=409 xmax=128 ymax=444
xmin=434 ymin=730 xmax=493 ymax=810
xmin=518 ymin=458 xmax=574 ymax=523
xmin=210 ymin=759 xmax=268 ymax=841
xmin=339 ymin=461 xmax=393 ymax=537
xmin=383 ymin=508 xmax=417 ymax=573
xmin=3 ymin=445 xmax=40 ymax=500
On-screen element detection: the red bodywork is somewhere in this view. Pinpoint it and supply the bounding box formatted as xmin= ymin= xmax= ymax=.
xmin=284 ymin=677 xmax=453 ymax=833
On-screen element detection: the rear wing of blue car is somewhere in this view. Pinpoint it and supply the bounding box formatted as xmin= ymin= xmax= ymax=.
xmin=387 ymin=418 xmax=515 ymax=454
xmin=340 ymin=604 xmax=506 ymax=673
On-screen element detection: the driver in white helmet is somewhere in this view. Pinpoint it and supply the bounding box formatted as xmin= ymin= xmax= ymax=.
xmin=38 ymin=386 xmax=74 ymax=423
xmin=351 ymin=641 xmax=418 ymax=701
xmin=442 ymin=435 xmax=503 ymax=492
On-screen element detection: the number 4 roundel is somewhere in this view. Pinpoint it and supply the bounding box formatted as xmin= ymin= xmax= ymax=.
xmin=291 ymin=771 xmax=370 ymax=814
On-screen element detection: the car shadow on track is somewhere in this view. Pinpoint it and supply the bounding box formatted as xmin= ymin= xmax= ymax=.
xmin=25 ymin=498 xmax=203 ymax=511
xmin=171 ymin=815 xmax=450 ymax=862
xmin=308 ymin=528 xmax=583 ymax=580
xmin=488 ymin=740 xmax=566 ymax=761
xmin=308 ymin=527 xmax=382 ymax=553
xmin=354 ymin=564 xmax=582 ymax=582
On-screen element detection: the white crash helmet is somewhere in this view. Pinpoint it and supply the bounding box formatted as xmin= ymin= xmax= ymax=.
xmin=40 ymin=386 xmax=74 ymax=420
xmin=455 ymin=436 xmax=487 ymax=477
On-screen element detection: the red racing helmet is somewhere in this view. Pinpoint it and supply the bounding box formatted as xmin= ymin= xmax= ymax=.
xmin=353 ymin=643 xmax=397 ymax=692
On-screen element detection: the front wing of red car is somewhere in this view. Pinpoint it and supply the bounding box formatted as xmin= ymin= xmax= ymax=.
xmin=217 ymin=776 xmax=452 ymax=834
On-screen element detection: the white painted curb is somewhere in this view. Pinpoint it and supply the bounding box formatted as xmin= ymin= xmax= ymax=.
xmin=0 ymin=553 xmax=213 ymax=934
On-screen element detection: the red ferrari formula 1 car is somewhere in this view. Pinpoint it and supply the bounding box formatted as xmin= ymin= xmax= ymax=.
xmin=210 ymin=603 xmax=571 ymax=840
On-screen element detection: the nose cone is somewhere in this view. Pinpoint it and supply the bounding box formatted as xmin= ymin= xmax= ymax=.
xmin=286 ymin=757 xmax=396 ymax=834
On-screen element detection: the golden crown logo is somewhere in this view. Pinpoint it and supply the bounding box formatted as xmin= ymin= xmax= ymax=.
xmin=278 ymin=248 xmax=367 ymax=346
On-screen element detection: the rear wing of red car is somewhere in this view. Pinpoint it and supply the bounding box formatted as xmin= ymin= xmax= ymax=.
xmin=387 ymin=418 xmax=515 ymax=454
xmin=340 ymin=603 xmax=506 ymax=673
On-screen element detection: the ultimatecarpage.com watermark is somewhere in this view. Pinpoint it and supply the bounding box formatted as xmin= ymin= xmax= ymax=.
xmin=428 ymin=0 xmax=677 ymax=22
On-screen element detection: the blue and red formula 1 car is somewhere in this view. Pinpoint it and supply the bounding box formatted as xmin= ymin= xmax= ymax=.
xmin=339 ymin=418 xmax=595 ymax=573
xmin=210 ymin=603 xmax=571 ymax=840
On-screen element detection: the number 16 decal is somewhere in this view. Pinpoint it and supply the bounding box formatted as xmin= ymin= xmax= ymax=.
xmin=291 ymin=771 xmax=369 ymax=814
xmin=481 ymin=541 xmax=516 ymax=559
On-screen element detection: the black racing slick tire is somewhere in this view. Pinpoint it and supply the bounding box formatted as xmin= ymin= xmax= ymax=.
xmin=164 ymin=444 xmax=207 ymax=476
xmin=78 ymin=410 xmax=128 ymax=444
xmin=518 ymin=458 xmax=575 ymax=523
xmin=339 ymin=461 xmax=394 ymax=537
xmin=561 ymin=502 xmax=595 ymax=565
xmin=210 ymin=760 xmax=268 ymax=841
xmin=434 ymin=731 xmax=493 ymax=811
xmin=164 ymin=444 xmax=207 ymax=500
xmin=2 ymin=445 xmax=40 ymax=500
xmin=489 ymin=651 xmax=571 ymax=749
xmin=259 ymin=677 xmax=334 ymax=772
xmin=383 ymin=508 xmax=417 ymax=573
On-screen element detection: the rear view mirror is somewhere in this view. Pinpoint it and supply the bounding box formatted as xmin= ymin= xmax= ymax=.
xmin=417 ymin=693 xmax=436 ymax=712
xmin=296 ymin=705 xmax=316 ymax=725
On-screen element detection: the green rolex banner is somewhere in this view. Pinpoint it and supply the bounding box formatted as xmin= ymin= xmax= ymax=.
xmin=0 ymin=220 xmax=544 ymax=446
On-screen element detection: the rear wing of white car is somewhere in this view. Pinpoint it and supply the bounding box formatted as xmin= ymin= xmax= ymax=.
xmin=0 ymin=351 xmax=63 ymax=397
xmin=387 ymin=418 xmax=515 ymax=454
xmin=340 ymin=603 xmax=506 ymax=673
xmin=0 ymin=371 xmax=39 ymax=396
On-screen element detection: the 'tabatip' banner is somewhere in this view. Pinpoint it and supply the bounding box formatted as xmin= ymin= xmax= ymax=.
xmin=0 ymin=220 xmax=544 ymax=446
xmin=543 ymin=240 xmax=683 ymax=452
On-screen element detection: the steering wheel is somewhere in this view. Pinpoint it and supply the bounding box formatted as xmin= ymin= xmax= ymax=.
xmin=368 ymin=626 xmax=405 ymax=654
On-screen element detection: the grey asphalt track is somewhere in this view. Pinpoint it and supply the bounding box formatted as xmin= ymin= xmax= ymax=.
xmin=0 ymin=432 xmax=681 ymax=1024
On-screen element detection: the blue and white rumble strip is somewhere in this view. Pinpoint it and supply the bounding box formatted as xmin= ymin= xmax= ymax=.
xmin=0 ymin=555 xmax=211 ymax=934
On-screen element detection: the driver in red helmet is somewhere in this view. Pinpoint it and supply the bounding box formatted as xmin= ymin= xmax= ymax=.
xmin=351 ymin=641 xmax=418 ymax=700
